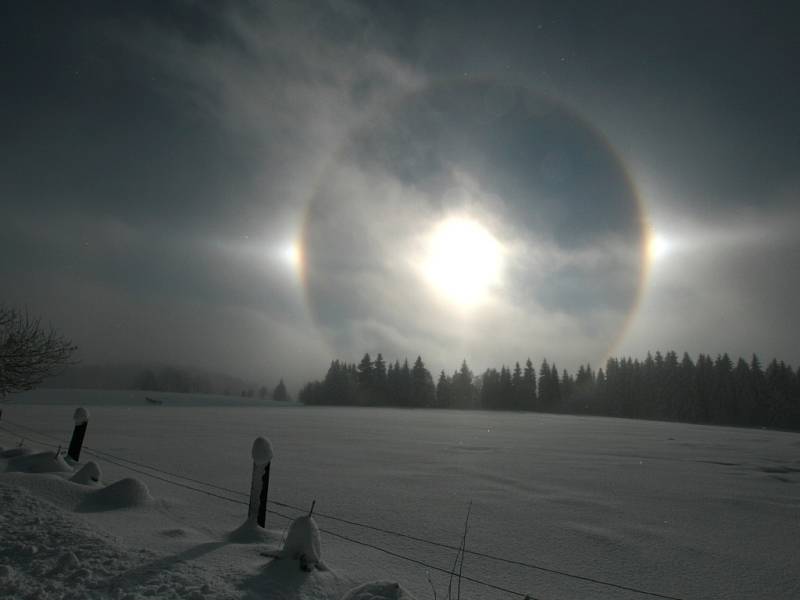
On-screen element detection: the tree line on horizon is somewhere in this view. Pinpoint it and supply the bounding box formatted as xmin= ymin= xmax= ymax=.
xmin=134 ymin=367 xmax=289 ymax=401
xmin=298 ymin=351 xmax=800 ymax=430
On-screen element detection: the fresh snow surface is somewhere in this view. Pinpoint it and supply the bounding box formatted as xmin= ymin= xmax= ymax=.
xmin=73 ymin=407 xmax=90 ymax=425
xmin=0 ymin=454 xmax=354 ymax=600
xmin=340 ymin=581 xmax=417 ymax=600
xmin=0 ymin=482 xmax=232 ymax=600
xmin=70 ymin=461 xmax=102 ymax=485
xmin=6 ymin=450 xmax=73 ymax=474
xmin=252 ymin=437 xmax=274 ymax=465
xmin=2 ymin=392 xmax=800 ymax=600
xmin=278 ymin=516 xmax=324 ymax=571
xmin=76 ymin=477 xmax=154 ymax=512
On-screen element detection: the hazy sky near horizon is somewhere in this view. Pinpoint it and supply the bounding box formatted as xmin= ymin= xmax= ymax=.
xmin=3 ymin=1 xmax=799 ymax=387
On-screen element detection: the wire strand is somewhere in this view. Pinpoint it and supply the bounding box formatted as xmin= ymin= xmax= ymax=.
xmin=0 ymin=417 xmax=688 ymax=600
xmin=319 ymin=527 xmax=539 ymax=599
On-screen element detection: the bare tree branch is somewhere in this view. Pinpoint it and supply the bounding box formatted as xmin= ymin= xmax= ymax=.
xmin=0 ymin=306 xmax=77 ymax=399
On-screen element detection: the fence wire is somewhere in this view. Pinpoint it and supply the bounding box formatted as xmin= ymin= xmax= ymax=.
xmin=0 ymin=416 xmax=687 ymax=600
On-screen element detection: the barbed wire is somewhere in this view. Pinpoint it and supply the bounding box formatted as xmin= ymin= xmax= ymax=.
xmin=0 ymin=417 xmax=687 ymax=600
xmin=0 ymin=420 xmax=536 ymax=598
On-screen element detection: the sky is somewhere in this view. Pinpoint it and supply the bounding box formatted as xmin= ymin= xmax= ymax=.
xmin=2 ymin=1 xmax=799 ymax=388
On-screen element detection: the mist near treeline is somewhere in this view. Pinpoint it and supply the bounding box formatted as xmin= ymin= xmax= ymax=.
xmin=299 ymin=351 xmax=800 ymax=430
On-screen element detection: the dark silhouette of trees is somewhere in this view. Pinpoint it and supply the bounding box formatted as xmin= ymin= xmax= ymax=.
xmin=538 ymin=359 xmax=561 ymax=412
xmin=301 ymin=354 xmax=436 ymax=408
xmin=137 ymin=369 xmax=159 ymax=392
xmin=522 ymin=358 xmax=537 ymax=410
xmin=133 ymin=366 xmax=253 ymax=396
xmin=373 ymin=353 xmax=388 ymax=404
xmin=480 ymin=368 xmax=499 ymax=410
xmin=357 ymin=353 xmax=373 ymax=386
xmin=273 ymin=378 xmax=289 ymax=402
xmin=436 ymin=370 xmax=452 ymax=408
xmin=297 ymin=349 xmax=800 ymax=430
xmin=451 ymin=360 xmax=477 ymax=409
xmin=1 ymin=306 xmax=76 ymax=398
xmin=411 ymin=356 xmax=435 ymax=407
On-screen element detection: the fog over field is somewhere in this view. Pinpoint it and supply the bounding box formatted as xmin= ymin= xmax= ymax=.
xmin=2 ymin=392 xmax=798 ymax=599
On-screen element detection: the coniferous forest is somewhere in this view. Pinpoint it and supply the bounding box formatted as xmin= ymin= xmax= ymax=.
xmin=298 ymin=352 xmax=800 ymax=430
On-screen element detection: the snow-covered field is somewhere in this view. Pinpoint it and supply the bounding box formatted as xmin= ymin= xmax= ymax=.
xmin=2 ymin=390 xmax=799 ymax=600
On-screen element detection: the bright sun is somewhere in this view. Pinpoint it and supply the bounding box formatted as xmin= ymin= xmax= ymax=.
xmin=420 ymin=216 xmax=504 ymax=309
xmin=648 ymin=232 xmax=671 ymax=263
xmin=282 ymin=241 xmax=302 ymax=272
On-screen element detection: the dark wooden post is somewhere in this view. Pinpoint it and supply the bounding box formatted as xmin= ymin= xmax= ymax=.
xmin=248 ymin=436 xmax=273 ymax=527
xmin=67 ymin=407 xmax=89 ymax=462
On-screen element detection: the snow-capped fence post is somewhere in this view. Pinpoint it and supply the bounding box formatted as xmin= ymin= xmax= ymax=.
xmin=248 ymin=436 xmax=273 ymax=528
xmin=67 ymin=407 xmax=89 ymax=462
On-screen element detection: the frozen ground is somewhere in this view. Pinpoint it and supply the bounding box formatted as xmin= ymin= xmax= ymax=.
xmin=2 ymin=389 xmax=799 ymax=600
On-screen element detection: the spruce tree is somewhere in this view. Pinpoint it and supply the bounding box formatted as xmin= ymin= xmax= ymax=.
xmin=539 ymin=359 xmax=551 ymax=409
xmin=273 ymin=378 xmax=289 ymax=402
xmin=511 ymin=362 xmax=524 ymax=409
xmin=411 ymin=356 xmax=436 ymax=407
xmin=523 ymin=358 xmax=537 ymax=411
xmin=436 ymin=370 xmax=452 ymax=408
xmin=452 ymin=360 xmax=475 ymax=409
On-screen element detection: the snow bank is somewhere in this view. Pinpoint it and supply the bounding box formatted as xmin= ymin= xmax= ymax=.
xmin=77 ymin=477 xmax=153 ymax=512
xmin=227 ymin=518 xmax=281 ymax=544
xmin=73 ymin=406 xmax=90 ymax=425
xmin=280 ymin=515 xmax=323 ymax=571
xmin=0 ymin=483 xmax=229 ymax=600
xmin=1 ymin=447 xmax=34 ymax=459
xmin=5 ymin=450 xmax=73 ymax=474
xmin=340 ymin=581 xmax=417 ymax=600
xmin=252 ymin=436 xmax=274 ymax=464
xmin=0 ymin=434 xmax=417 ymax=600
xmin=69 ymin=460 xmax=102 ymax=485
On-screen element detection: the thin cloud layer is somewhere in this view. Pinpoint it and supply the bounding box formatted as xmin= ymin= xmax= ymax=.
xmin=2 ymin=1 xmax=800 ymax=387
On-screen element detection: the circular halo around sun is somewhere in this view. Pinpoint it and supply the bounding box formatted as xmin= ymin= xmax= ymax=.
xmin=300 ymin=80 xmax=645 ymax=364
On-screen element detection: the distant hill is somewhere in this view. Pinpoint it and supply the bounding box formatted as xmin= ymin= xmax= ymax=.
xmin=42 ymin=363 xmax=264 ymax=397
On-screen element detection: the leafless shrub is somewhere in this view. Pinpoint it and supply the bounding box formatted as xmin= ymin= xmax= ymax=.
xmin=0 ymin=306 xmax=77 ymax=399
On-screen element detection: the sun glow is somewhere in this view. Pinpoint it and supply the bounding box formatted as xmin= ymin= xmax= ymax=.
xmin=648 ymin=232 xmax=672 ymax=263
xmin=420 ymin=216 xmax=504 ymax=309
xmin=282 ymin=241 xmax=302 ymax=272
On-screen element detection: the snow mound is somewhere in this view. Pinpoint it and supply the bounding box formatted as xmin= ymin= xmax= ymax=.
xmin=1 ymin=447 xmax=34 ymax=459
xmin=73 ymin=406 xmax=90 ymax=424
xmin=0 ymin=482 xmax=229 ymax=599
xmin=280 ymin=515 xmax=323 ymax=570
xmin=69 ymin=461 xmax=102 ymax=485
xmin=252 ymin=436 xmax=274 ymax=464
xmin=52 ymin=550 xmax=80 ymax=573
xmin=5 ymin=450 xmax=73 ymax=474
xmin=341 ymin=581 xmax=418 ymax=600
xmin=77 ymin=477 xmax=153 ymax=511
xmin=227 ymin=518 xmax=281 ymax=544
xmin=160 ymin=528 xmax=189 ymax=538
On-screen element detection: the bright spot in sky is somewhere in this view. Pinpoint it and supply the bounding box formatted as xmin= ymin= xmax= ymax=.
xmin=648 ymin=232 xmax=672 ymax=263
xmin=420 ymin=216 xmax=504 ymax=309
xmin=282 ymin=241 xmax=302 ymax=272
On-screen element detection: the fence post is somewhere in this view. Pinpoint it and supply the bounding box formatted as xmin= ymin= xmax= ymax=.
xmin=67 ymin=407 xmax=89 ymax=462
xmin=248 ymin=436 xmax=273 ymax=528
